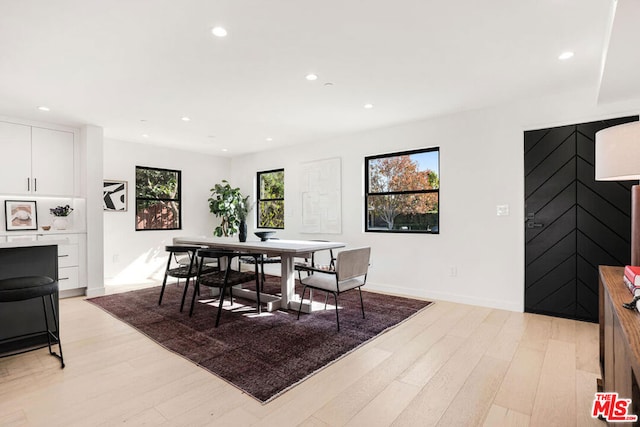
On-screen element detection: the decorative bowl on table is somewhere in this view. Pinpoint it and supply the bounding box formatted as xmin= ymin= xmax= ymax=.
xmin=254 ymin=231 xmax=275 ymax=241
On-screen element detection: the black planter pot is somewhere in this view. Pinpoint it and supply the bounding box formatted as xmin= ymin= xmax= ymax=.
xmin=239 ymin=220 xmax=247 ymax=242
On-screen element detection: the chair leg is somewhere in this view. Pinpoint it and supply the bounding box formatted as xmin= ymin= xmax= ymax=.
xmin=334 ymin=292 xmax=340 ymax=331
xmin=41 ymin=296 xmax=53 ymax=354
xmin=46 ymin=294 xmax=64 ymax=368
xmin=189 ymin=282 xmax=199 ymax=317
xmin=215 ymin=285 xmax=227 ymax=327
xmin=255 ymin=262 xmax=261 ymax=314
xmin=324 ymin=292 xmax=329 ymax=310
xmin=229 ymin=286 xmax=234 ymax=305
xmin=158 ymin=272 xmax=169 ymax=305
xmin=179 ymin=277 xmax=191 ymax=312
xmin=158 ymin=256 xmax=172 ymax=305
xmin=260 ymin=260 xmax=266 ymax=290
xmin=297 ymin=285 xmax=309 ymax=320
xmin=358 ymin=287 xmax=365 ymax=319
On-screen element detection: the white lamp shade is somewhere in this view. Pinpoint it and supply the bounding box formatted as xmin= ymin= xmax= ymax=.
xmin=595 ymin=121 xmax=640 ymax=181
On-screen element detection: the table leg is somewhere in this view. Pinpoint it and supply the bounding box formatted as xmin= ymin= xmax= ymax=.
xmin=280 ymin=255 xmax=295 ymax=307
xmin=282 ymin=254 xmax=314 ymax=313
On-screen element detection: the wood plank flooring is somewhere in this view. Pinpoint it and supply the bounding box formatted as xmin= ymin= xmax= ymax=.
xmin=0 ymin=290 xmax=603 ymax=426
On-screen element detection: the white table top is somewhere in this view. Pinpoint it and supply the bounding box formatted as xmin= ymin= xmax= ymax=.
xmin=173 ymin=236 xmax=345 ymax=255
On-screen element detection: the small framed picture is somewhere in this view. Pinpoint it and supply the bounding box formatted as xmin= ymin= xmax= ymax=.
xmin=5 ymin=200 xmax=38 ymax=231
xmin=103 ymin=180 xmax=128 ymax=211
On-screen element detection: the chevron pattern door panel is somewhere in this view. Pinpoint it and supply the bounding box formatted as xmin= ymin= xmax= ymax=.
xmin=524 ymin=116 xmax=637 ymax=322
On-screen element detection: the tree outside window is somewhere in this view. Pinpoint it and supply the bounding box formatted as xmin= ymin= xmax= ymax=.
xmin=257 ymin=169 xmax=284 ymax=229
xmin=135 ymin=166 xmax=181 ymax=230
xmin=365 ymin=148 xmax=439 ymax=233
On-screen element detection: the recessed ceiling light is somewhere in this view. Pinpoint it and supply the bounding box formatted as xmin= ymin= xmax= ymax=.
xmin=324 ymin=82 xmax=334 ymax=87
xmin=305 ymin=73 xmax=318 ymax=81
xmin=364 ymin=103 xmax=374 ymax=109
xmin=221 ymin=148 xmax=228 ymax=152
xmin=266 ymin=137 xmax=273 ymax=142
xmin=142 ymin=134 xmax=149 ymax=138
xmin=558 ymin=51 xmax=574 ymax=60
xmin=211 ymin=27 xmax=228 ymax=37
xmin=37 ymin=106 xmax=50 ymax=112
xmin=181 ymin=116 xmax=191 ymax=122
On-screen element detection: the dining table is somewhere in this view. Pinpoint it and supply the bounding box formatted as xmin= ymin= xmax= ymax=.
xmin=172 ymin=236 xmax=345 ymax=312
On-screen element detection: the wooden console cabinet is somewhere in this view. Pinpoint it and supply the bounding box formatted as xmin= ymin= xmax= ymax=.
xmin=599 ymin=265 xmax=640 ymax=422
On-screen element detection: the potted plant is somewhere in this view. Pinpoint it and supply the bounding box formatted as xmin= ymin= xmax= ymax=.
xmin=208 ymin=180 xmax=250 ymax=240
xmin=50 ymin=204 xmax=73 ymax=230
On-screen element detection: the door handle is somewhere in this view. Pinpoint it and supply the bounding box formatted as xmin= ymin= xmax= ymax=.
xmin=526 ymin=213 xmax=544 ymax=229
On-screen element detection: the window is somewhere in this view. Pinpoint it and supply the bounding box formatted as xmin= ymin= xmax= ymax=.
xmin=135 ymin=166 xmax=181 ymax=231
xmin=257 ymin=169 xmax=284 ymax=229
xmin=365 ymin=147 xmax=439 ymax=233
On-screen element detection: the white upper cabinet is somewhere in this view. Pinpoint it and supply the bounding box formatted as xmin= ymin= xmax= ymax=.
xmin=31 ymin=127 xmax=75 ymax=196
xmin=0 ymin=121 xmax=75 ymax=196
xmin=0 ymin=121 xmax=32 ymax=194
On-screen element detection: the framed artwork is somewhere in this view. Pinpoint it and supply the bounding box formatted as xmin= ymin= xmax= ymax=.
xmin=5 ymin=200 xmax=38 ymax=231
xmin=103 ymin=180 xmax=128 ymax=211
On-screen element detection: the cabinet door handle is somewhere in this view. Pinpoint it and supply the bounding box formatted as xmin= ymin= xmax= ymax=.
xmin=58 ymin=254 xmax=69 ymax=258
xmin=34 ymin=178 xmax=37 ymax=192
xmin=59 ymin=277 xmax=69 ymax=281
xmin=27 ymin=177 xmax=30 ymax=191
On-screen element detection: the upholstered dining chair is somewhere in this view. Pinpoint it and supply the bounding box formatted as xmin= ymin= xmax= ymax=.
xmin=189 ymin=249 xmax=262 ymax=327
xmin=296 ymin=247 xmax=371 ymax=331
xmin=295 ymin=241 xmax=337 ymax=308
xmin=159 ymin=245 xmax=217 ymax=312
xmin=294 ymin=240 xmax=337 ymax=274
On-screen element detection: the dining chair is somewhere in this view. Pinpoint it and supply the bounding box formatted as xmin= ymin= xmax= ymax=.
xmin=294 ymin=240 xmax=337 ymax=273
xmin=239 ymin=238 xmax=281 ymax=290
xmin=189 ymin=249 xmax=262 ymax=327
xmin=159 ymin=245 xmax=217 ymax=312
xmin=296 ymin=247 xmax=371 ymax=331
xmin=295 ymin=240 xmax=337 ymax=308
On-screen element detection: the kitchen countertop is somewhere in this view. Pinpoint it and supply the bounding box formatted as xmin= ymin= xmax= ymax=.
xmin=0 ymin=239 xmax=67 ymax=249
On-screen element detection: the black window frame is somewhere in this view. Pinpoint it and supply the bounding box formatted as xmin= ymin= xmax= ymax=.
xmin=365 ymin=147 xmax=440 ymax=234
xmin=135 ymin=165 xmax=182 ymax=231
xmin=257 ymin=168 xmax=285 ymax=229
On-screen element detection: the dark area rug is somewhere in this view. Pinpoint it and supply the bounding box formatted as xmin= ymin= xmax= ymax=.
xmin=87 ymin=275 xmax=432 ymax=403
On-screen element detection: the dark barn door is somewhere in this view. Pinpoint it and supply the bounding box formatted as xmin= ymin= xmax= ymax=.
xmin=524 ymin=116 xmax=638 ymax=322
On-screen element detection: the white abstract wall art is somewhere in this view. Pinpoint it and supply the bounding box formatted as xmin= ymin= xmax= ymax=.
xmin=301 ymin=157 xmax=341 ymax=234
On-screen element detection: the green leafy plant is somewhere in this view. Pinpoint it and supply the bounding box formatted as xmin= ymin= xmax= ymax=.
xmin=50 ymin=205 xmax=73 ymax=217
xmin=208 ymin=180 xmax=250 ymax=237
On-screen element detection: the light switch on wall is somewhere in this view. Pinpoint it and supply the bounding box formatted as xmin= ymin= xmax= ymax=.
xmin=496 ymin=204 xmax=510 ymax=216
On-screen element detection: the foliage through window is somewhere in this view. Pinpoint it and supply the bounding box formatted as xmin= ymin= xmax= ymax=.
xmin=365 ymin=147 xmax=439 ymax=233
xmin=257 ymin=169 xmax=284 ymax=229
xmin=135 ymin=166 xmax=181 ymax=230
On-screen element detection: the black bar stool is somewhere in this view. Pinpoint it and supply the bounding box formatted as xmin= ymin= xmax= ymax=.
xmin=0 ymin=276 xmax=64 ymax=368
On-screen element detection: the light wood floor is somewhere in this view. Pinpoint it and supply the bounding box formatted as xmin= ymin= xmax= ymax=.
xmin=0 ymin=290 xmax=603 ymax=427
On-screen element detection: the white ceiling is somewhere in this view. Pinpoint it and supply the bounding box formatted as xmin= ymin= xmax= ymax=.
xmin=0 ymin=0 xmax=635 ymax=156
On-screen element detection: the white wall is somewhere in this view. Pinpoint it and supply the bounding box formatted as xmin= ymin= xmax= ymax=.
xmin=103 ymin=139 xmax=231 ymax=286
xmin=229 ymin=88 xmax=640 ymax=311
xmin=82 ymin=125 xmax=105 ymax=297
